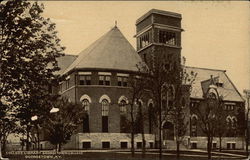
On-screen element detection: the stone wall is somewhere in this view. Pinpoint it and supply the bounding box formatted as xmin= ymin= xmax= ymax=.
xmin=189 ymin=136 xmax=244 ymax=149
xmin=75 ymin=133 xmax=155 ymax=149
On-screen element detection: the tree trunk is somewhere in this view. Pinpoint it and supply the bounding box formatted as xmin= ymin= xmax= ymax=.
xmin=26 ymin=127 xmax=30 ymax=151
xmin=131 ymin=131 xmax=135 ymax=157
xmin=159 ymin=97 xmax=162 ymax=159
xmin=246 ymin=126 xmax=249 ymax=156
xmin=2 ymin=138 xmax=6 ymax=157
xmin=219 ymin=136 xmax=222 ymax=152
xmin=142 ymin=133 xmax=146 ymax=158
xmin=58 ymin=143 xmax=62 ymax=152
xmin=207 ymin=136 xmax=212 ymax=160
xmin=176 ymin=139 xmax=180 ymax=159
xmin=139 ymin=102 xmax=146 ymax=158
xmin=130 ymin=104 xmax=135 ymax=157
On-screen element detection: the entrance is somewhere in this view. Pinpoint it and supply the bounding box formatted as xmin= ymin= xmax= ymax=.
xmin=162 ymin=121 xmax=174 ymax=140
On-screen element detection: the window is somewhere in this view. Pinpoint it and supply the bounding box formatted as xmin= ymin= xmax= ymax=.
xmin=82 ymin=99 xmax=90 ymax=113
xmin=232 ymin=143 xmax=236 ymax=150
xmin=148 ymin=103 xmax=153 ymax=134
xmin=59 ymin=83 xmax=63 ymax=92
xmin=66 ymin=79 xmax=70 ymax=89
xmin=102 ymin=99 xmax=109 ymax=116
xmin=102 ymin=99 xmax=109 ymax=132
xmin=191 ymin=142 xmax=197 ymax=149
xmin=136 ymin=142 xmax=142 ymax=149
xmin=227 ymin=143 xmax=231 ymax=150
xmin=120 ymin=142 xmax=128 ymax=149
xmin=120 ymin=100 xmax=129 ymax=133
xmin=102 ymin=142 xmax=110 ymax=149
xmin=82 ymin=99 xmax=90 ymax=133
xmin=118 ymin=77 xmax=128 ymax=87
xmin=190 ymin=101 xmax=199 ymax=109
xmin=159 ymin=30 xmax=177 ymax=46
xmin=138 ymin=30 xmax=152 ymax=49
xmin=79 ymin=75 xmax=91 ymax=85
xmin=149 ymin=142 xmax=154 ymax=149
xmin=120 ymin=100 xmax=127 ymax=114
xmin=212 ymin=143 xmax=217 ymax=149
xmin=99 ymin=75 xmax=111 ymax=86
xmin=82 ymin=142 xmax=91 ymax=149
xmin=225 ymin=105 xmax=235 ymax=111
xmin=191 ymin=116 xmax=197 ymax=137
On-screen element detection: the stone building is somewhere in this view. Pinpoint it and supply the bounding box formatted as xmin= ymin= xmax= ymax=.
xmin=43 ymin=9 xmax=245 ymax=150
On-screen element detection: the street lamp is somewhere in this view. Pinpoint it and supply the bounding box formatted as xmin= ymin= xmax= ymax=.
xmin=31 ymin=107 xmax=59 ymax=158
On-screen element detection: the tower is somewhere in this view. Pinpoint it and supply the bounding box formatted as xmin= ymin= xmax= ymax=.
xmin=135 ymin=9 xmax=183 ymax=68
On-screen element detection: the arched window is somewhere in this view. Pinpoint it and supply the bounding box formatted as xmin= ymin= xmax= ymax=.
xmin=81 ymin=99 xmax=90 ymax=133
xmin=120 ymin=100 xmax=127 ymax=114
xmin=191 ymin=115 xmax=198 ymax=137
xmin=101 ymin=99 xmax=109 ymax=116
xmin=232 ymin=117 xmax=237 ymax=130
xmin=82 ymin=99 xmax=90 ymax=114
xmin=148 ymin=102 xmax=154 ymax=134
xmin=101 ymin=99 xmax=109 ymax=132
xmin=119 ymin=99 xmax=129 ymax=133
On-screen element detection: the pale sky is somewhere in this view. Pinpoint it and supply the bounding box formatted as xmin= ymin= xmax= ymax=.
xmin=42 ymin=1 xmax=249 ymax=94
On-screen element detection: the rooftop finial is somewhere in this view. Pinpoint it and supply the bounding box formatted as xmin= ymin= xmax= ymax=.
xmin=115 ymin=20 xmax=117 ymax=27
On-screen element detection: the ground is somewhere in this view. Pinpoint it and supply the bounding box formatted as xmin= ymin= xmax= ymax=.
xmin=5 ymin=149 xmax=248 ymax=160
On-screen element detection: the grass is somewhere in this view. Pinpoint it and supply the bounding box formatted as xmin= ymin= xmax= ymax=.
xmin=5 ymin=150 xmax=247 ymax=160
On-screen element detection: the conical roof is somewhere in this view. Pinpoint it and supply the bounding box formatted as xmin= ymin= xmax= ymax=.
xmin=63 ymin=26 xmax=142 ymax=74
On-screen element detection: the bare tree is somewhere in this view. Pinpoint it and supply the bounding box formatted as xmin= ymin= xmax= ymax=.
xmin=142 ymin=47 xmax=181 ymax=158
xmin=243 ymin=90 xmax=250 ymax=156
xmin=193 ymin=80 xmax=222 ymax=160
xmin=126 ymin=70 xmax=146 ymax=157
xmin=215 ymin=101 xmax=226 ymax=152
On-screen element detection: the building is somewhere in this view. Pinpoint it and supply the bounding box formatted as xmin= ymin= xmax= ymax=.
xmin=44 ymin=25 xmax=155 ymax=150
xmin=43 ymin=9 xmax=245 ymax=150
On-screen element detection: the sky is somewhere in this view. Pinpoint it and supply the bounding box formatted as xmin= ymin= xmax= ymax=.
xmin=42 ymin=1 xmax=249 ymax=94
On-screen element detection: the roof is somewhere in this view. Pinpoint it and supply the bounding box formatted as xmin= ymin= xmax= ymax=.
xmin=56 ymin=54 xmax=77 ymax=75
xmin=185 ymin=66 xmax=244 ymax=102
xmin=62 ymin=26 xmax=142 ymax=74
xmin=136 ymin=9 xmax=182 ymax=25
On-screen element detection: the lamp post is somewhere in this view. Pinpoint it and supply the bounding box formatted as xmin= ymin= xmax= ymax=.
xmin=243 ymin=89 xmax=250 ymax=156
xmin=31 ymin=107 xmax=59 ymax=158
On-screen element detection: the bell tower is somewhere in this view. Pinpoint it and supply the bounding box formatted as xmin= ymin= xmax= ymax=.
xmin=135 ymin=9 xmax=183 ymax=68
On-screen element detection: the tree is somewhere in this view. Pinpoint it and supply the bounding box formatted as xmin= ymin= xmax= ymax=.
xmin=168 ymin=59 xmax=196 ymax=158
xmin=142 ymin=47 xmax=183 ymax=158
xmin=0 ymin=0 xmax=64 ymax=150
xmin=193 ymin=81 xmax=221 ymax=160
xmin=126 ymin=71 xmax=146 ymax=157
xmin=0 ymin=101 xmax=21 ymax=156
xmin=215 ymin=100 xmax=226 ymax=152
xmin=44 ymin=97 xmax=86 ymax=152
xmin=243 ymin=90 xmax=250 ymax=156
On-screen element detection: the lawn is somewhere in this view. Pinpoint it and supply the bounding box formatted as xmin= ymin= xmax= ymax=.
xmin=5 ymin=151 xmax=247 ymax=160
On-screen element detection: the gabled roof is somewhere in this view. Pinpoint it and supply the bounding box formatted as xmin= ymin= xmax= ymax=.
xmin=185 ymin=66 xmax=244 ymax=102
xmin=62 ymin=26 xmax=142 ymax=74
